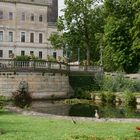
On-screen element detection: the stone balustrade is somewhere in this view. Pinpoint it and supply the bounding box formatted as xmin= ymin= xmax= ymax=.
xmin=0 ymin=59 xmax=103 ymax=76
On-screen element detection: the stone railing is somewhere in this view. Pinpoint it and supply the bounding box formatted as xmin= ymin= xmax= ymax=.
xmin=0 ymin=59 xmax=103 ymax=75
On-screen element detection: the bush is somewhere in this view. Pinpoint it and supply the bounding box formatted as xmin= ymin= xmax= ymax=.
xmin=99 ymin=92 xmax=116 ymax=104
xmin=74 ymin=88 xmax=91 ymax=99
xmin=123 ymin=90 xmax=136 ymax=106
xmin=15 ymin=55 xmax=30 ymax=61
xmin=101 ymin=75 xmax=114 ymax=92
xmin=69 ymin=76 xmax=101 ymax=99
xmin=0 ymin=96 xmax=7 ymax=109
xmin=12 ymin=90 xmax=32 ymax=108
xmin=105 ymin=92 xmax=116 ymax=103
xmin=101 ymin=73 xmax=140 ymax=92
xmin=99 ymin=92 xmax=106 ymax=103
xmin=47 ymin=56 xmax=57 ymax=62
xmin=133 ymin=80 xmax=140 ymax=92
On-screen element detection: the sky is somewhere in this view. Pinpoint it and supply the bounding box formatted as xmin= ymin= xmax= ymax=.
xmin=58 ymin=0 xmax=65 ymax=16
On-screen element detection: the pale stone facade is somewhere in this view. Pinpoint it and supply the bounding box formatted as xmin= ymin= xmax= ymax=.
xmin=0 ymin=0 xmax=62 ymax=60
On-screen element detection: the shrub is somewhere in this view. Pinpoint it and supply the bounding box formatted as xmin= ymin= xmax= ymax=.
xmin=133 ymin=80 xmax=140 ymax=92
xmin=0 ymin=96 xmax=7 ymax=109
xmin=47 ymin=55 xmax=57 ymax=62
xmin=69 ymin=76 xmax=101 ymax=99
xmin=105 ymin=92 xmax=116 ymax=103
xmin=101 ymin=73 xmax=140 ymax=92
xmin=12 ymin=90 xmax=32 ymax=108
xmin=74 ymin=88 xmax=91 ymax=99
xmin=101 ymin=75 xmax=114 ymax=92
xmin=99 ymin=92 xmax=116 ymax=104
xmin=123 ymin=90 xmax=136 ymax=106
xmin=15 ymin=55 xmax=30 ymax=61
xmin=98 ymin=92 xmax=106 ymax=103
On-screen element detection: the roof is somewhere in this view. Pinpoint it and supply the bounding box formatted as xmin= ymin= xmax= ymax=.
xmin=0 ymin=0 xmax=52 ymax=6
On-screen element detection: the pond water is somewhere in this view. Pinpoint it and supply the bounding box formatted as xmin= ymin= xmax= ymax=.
xmin=28 ymin=100 xmax=140 ymax=118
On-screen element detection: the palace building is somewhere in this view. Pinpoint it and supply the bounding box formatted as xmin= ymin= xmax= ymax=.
xmin=0 ymin=0 xmax=62 ymax=60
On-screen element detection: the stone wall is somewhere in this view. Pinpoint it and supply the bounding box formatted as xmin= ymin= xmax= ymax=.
xmin=0 ymin=72 xmax=72 ymax=99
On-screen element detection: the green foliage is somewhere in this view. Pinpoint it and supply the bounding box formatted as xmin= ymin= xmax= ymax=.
xmin=133 ymin=80 xmax=140 ymax=92
xmin=64 ymin=98 xmax=90 ymax=105
xmin=131 ymin=131 xmax=140 ymax=140
xmin=99 ymin=92 xmax=116 ymax=104
xmin=48 ymin=0 xmax=139 ymax=73
xmin=47 ymin=55 xmax=57 ymax=62
xmin=99 ymin=92 xmax=106 ymax=103
xmin=15 ymin=55 xmax=30 ymax=61
xmin=73 ymin=88 xmax=91 ymax=99
xmin=101 ymin=74 xmax=140 ymax=92
xmin=15 ymin=55 xmax=45 ymax=61
xmin=49 ymin=33 xmax=65 ymax=49
xmin=0 ymin=96 xmax=7 ymax=109
xmin=103 ymin=0 xmax=140 ymax=73
xmin=105 ymin=92 xmax=116 ymax=104
xmin=130 ymin=0 xmax=140 ymax=70
xmin=69 ymin=76 xmax=100 ymax=99
xmin=123 ymin=90 xmax=136 ymax=106
xmin=56 ymin=0 xmax=105 ymax=64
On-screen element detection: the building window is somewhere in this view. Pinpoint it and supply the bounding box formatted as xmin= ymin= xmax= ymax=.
xmin=21 ymin=12 xmax=25 ymax=21
xmin=9 ymin=32 xmax=13 ymax=42
xmin=30 ymin=51 xmax=34 ymax=55
xmin=31 ymin=13 xmax=34 ymax=21
xmin=0 ymin=31 xmax=3 ymax=42
xmin=30 ymin=33 xmax=34 ymax=43
xmin=39 ymin=33 xmax=43 ymax=43
xmin=9 ymin=12 xmax=13 ymax=20
xmin=53 ymin=52 xmax=57 ymax=59
xmin=0 ymin=50 xmax=3 ymax=58
xmin=39 ymin=15 xmax=43 ymax=22
xmin=39 ymin=51 xmax=42 ymax=59
xmin=21 ymin=50 xmax=25 ymax=56
xmin=21 ymin=32 xmax=25 ymax=42
xmin=0 ymin=11 xmax=3 ymax=19
xmin=9 ymin=50 xmax=13 ymax=58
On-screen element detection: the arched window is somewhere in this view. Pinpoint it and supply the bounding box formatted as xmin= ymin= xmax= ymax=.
xmin=39 ymin=15 xmax=43 ymax=22
xmin=0 ymin=11 xmax=3 ymax=19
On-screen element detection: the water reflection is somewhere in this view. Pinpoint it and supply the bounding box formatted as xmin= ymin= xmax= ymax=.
xmin=29 ymin=100 xmax=140 ymax=118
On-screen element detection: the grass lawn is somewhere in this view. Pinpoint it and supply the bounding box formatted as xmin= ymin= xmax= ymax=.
xmin=0 ymin=110 xmax=140 ymax=140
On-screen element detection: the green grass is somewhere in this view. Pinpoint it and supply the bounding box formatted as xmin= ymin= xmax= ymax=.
xmin=0 ymin=110 xmax=140 ymax=140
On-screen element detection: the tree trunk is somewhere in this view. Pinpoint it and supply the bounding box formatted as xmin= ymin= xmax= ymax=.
xmin=86 ymin=47 xmax=90 ymax=65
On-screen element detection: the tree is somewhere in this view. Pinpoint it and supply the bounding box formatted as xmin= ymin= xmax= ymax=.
xmin=49 ymin=33 xmax=65 ymax=49
xmin=130 ymin=0 xmax=140 ymax=71
xmin=103 ymin=0 xmax=139 ymax=73
xmin=54 ymin=0 xmax=104 ymax=65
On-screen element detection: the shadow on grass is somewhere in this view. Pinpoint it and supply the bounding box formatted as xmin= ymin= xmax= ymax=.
xmin=63 ymin=134 xmax=140 ymax=140
xmin=0 ymin=110 xmax=17 ymax=116
xmin=63 ymin=134 xmax=115 ymax=140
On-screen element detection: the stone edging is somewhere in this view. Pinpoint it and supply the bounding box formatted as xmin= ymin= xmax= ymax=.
xmin=4 ymin=106 xmax=140 ymax=123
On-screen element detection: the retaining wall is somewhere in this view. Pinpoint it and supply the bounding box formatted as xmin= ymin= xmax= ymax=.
xmin=0 ymin=72 xmax=72 ymax=99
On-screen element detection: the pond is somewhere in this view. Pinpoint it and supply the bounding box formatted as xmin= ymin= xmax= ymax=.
xmin=28 ymin=100 xmax=140 ymax=118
